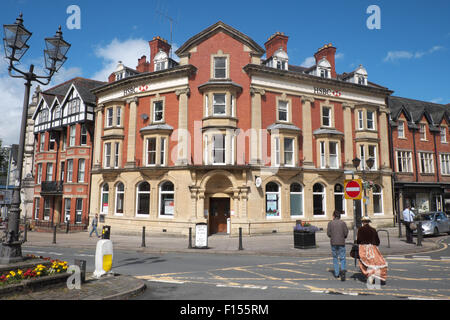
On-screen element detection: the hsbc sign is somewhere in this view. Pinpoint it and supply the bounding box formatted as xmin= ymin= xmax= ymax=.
xmin=314 ymin=87 xmax=342 ymax=97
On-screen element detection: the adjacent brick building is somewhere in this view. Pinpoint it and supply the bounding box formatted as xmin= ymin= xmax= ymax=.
xmin=388 ymin=96 xmax=450 ymax=216
xmin=31 ymin=78 xmax=105 ymax=230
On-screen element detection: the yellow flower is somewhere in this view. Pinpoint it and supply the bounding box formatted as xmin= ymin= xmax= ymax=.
xmin=6 ymin=275 xmax=10 ymax=279
xmin=18 ymin=270 xmax=23 ymax=275
xmin=37 ymin=272 xmax=41 ymax=276
xmin=10 ymin=271 xmax=16 ymax=277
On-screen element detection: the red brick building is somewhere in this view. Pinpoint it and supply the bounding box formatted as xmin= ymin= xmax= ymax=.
xmin=388 ymin=96 xmax=450 ymax=216
xmin=89 ymin=21 xmax=394 ymax=235
xmin=31 ymin=78 xmax=105 ymax=230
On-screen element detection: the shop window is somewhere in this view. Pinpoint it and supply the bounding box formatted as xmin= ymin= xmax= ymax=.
xmin=115 ymin=182 xmax=124 ymax=215
xmin=313 ymin=183 xmax=325 ymax=216
xmin=373 ymin=185 xmax=383 ymax=215
xmin=101 ymin=183 xmax=109 ymax=214
xmin=75 ymin=199 xmax=83 ymax=223
xmin=334 ymin=184 xmax=345 ymax=215
xmin=290 ymin=183 xmax=303 ymax=217
xmin=159 ymin=181 xmax=174 ymax=217
xmin=136 ymin=182 xmax=150 ymax=216
xmin=266 ymin=182 xmax=280 ymax=218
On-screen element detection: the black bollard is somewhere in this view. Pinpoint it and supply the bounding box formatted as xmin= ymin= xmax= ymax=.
xmin=53 ymin=225 xmax=57 ymax=244
xmin=23 ymin=222 xmax=28 ymax=242
xmin=66 ymin=221 xmax=70 ymax=234
xmin=238 ymin=227 xmax=243 ymax=250
xmin=417 ymin=221 xmax=423 ymax=246
xmin=141 ymin=226 xmax=146 ymax=247
xmin=188 ymin=227 xmax=192 ymax=249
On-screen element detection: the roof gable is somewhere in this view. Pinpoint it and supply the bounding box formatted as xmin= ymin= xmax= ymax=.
xmin=175 ymin=21 xmax=265 ymax=57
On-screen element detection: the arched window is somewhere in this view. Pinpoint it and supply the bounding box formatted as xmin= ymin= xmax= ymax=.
xmin=159 ymin=181 xmax=174 ymax=217
xmin=313 ymin=183 xmax=326 ymax=216
xmin=266 ymin=182 xmax=280 ymax=218
xmin=373 ymin=184 xmax=383 ymax=214
xmin=136 ymin=182 xmax=150 ymax=216
xmin=115 ymin=182 xmax=124 ymax=215
xmin=290 ymin=183 xmax=303 ymax=217
xmin=100 ymin=183 xmax=109 ymax=214
xmin=334 ymin=184 xmax=345 ymax=215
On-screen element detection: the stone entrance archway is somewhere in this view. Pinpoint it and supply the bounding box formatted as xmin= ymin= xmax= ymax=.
xmin=204 ymin=174 xmax=234 ymax=235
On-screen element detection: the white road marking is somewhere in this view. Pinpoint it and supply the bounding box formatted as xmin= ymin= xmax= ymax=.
xmin=149 ymin=279 xmax=185 ymax=284
xmin=216 ymin=284 xmax=267 ymax=290
xmin=412 ymin=256 xmax=432 ymax=260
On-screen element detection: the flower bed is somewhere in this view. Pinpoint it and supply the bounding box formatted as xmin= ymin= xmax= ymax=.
xmin=0 ymin=255 xmax=68 ymax=287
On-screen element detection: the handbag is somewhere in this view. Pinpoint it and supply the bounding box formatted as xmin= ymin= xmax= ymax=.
xmin=350 ymin=244 xmax=359 ymax=259
xmin=409 ymin=222 xmax=417 ymax=231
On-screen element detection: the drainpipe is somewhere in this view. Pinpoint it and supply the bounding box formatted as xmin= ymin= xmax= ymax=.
xmin=411 ymin=125 xmax=418 ymax=182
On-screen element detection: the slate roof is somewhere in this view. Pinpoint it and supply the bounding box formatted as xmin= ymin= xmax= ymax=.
xmin=140 ymin=124 xmax=174 ymax=132
xmin=44 ymin=77 xmax=105 ymax=105
xmin=388 ymin=96 xmax=450 ymax=125
xmin=267 ymin=123 xmax=301 ymax=132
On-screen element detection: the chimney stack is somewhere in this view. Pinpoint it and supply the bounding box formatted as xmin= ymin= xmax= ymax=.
xmin=314 ymin=43 xmax=337 ymax=78
xmin=149 ymin=36 xmax=171 ymax=72
xmin=136 ymin=55 xmax=150 ymax=73
xmin=264 ymin=32 xmax=289 ymax=60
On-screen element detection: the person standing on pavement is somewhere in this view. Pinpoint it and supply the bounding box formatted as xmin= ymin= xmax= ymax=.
xmin=327 ymin=210 xmax=349 ymax=281
xmin=402 ymin=205 xmax=415 ymax=244
xmin=89 ymin=214 xmax=100 ymax=238
xmin=356 ymin=216 xmax=388 ymax=284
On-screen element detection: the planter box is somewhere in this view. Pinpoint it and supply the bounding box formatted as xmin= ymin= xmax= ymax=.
xmin=293 ymin=231 xmax=316 ymax=249
xmin=0 ymin=272 xmax=70 ymax=297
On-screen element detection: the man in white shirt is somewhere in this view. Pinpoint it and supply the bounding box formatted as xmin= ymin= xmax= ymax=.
xmin=402 ymin=205 xmax=415 ymax=244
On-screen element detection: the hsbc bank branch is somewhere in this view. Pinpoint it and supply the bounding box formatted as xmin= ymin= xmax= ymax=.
xmin=88 ymin=22 xmax=395 ymax=236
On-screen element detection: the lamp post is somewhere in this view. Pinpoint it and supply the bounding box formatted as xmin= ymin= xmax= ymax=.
xmin=0 ymin=14 xmax=70 ymax=264
xmin=352 ymin=156 xmax=375 ymax=231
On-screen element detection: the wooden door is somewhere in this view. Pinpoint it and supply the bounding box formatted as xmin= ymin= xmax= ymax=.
xmin=209 ymin=198 xmax=230 ymax=234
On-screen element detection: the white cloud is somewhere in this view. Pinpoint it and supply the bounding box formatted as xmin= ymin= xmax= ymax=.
xmin=335 ymin=53 xmax=344 ymax=60
xmin=91 ymin=38 xmax=149 ymax=81
xmin=300 ymin=56 xmax=316 ymax=67
xmin=384 ymin=45 xmax=444 ymax=62
xmin=431 ymin=97 xmax=443 ymax=104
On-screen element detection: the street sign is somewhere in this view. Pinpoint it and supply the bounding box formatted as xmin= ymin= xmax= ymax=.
xmin=344 ymin=179 xmax=362 ymax=200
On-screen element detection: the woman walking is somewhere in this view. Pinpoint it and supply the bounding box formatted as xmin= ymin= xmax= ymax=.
xmin=356 ymin=216 xmax=388 ymax=284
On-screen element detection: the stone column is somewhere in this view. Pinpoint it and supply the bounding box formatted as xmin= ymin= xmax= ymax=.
xmin=378 ymin=107 xmax=391 ymax=170
xmin=302 ymin=96 xmax=315 ymax=168
xmin=125 ymin=97 xmax=138 ymax=168
xmin=175 ymin=88 xmax=190 ymax=165
xmin=93 ymin=105 xmax=103 ymax=169
xmin=342 ymin=103 xmax=354 ymax=169
xmin=250 ymin=87 xmax=265 ymax=165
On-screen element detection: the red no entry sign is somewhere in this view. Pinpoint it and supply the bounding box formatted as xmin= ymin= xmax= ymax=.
xmin=344 ymin=179 xmax=362 ymax=200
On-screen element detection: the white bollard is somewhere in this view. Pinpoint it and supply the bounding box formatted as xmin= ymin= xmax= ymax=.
xmin=93 ymin=239 xmax=113 ymax=278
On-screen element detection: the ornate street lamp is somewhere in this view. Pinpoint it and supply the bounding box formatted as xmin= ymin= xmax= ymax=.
xmin=0 ymin=14 xmax=70 ymax=264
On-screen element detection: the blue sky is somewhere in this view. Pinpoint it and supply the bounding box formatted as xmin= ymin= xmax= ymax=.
xmin=1 ymin=0 xmax=449 ymax=145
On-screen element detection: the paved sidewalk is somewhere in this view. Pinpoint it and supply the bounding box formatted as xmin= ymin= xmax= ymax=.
xmin=23 ymin=226 xmax=443 ymax=257
xmin=3 ymin=225 xmax=444 ymax=300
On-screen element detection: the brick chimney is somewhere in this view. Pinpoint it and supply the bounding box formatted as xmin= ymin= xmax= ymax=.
xmin=264 ymin=32 xmax=289 ymax=60
xmin=314 ymin=43 xmax=337 ymax=78
xmin=149 ymin=36 xmax=171 ymax=72
xmin=136 ymin=55 xmax=150 ymax=73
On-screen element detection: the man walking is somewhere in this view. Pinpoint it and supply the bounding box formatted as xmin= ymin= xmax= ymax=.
xmin=402 ymin=205 xmax=415 ymax=244
xmin=327 ymin=210 xmax=349 ymax=281
xmin=89 ymin=214 xmax=100 ymax=238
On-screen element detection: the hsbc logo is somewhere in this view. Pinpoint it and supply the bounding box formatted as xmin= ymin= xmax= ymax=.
xmin=314 ymin=87 xmax=342 ymax=97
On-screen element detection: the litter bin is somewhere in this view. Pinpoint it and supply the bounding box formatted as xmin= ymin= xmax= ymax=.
xmin=102 ymin=225 xmax=111 ymax=240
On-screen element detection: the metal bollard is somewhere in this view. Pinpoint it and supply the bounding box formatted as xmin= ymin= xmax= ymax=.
xmin=417 ymin=221 xmax=423 ymax=246
xmin=53 ymin=225 xmax=57 ymax=244
xmin=74 ymin=259 xmax=86 ymax=283
xmin=66 ymin=221 xmax=70 ymax=234
xmin=141 ymin=226 xmax=146 ymax=248
xmin=23 ymin=222 xmax=28 ymax=242
xmin=238 ymin=227 xmax=243 ymax=250
xmin=188 ymin=227 xmax=192 ymax=249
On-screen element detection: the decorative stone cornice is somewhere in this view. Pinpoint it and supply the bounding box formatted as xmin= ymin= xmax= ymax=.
xmin=126 ymin=96 xmax=139 ymax=105
xmin=249 ymin=86 xmax=265 ymax=96
xmin=175 ymin=87 xmax=191 ymax=97
xmin=301 ymin=95 xmax=314 ymax=103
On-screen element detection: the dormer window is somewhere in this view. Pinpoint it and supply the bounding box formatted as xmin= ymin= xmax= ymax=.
xmin=272 ymin=48 xmax=289 ymax=71
xmin=154 ymin=50 xmax=169 ymax=71
xmin=317 ymin=58 xmax=331 ymax=79
xmin=353 ymin=65 xmax=368 ymax=85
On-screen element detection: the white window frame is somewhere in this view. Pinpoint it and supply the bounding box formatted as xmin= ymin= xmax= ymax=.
xmin=289 ymin=183 xmax=304 ymax=218
xmin=104 ymin=143 xmax=111 ymax=168
xmin=69 ymin=125 xmax=76 ymax=147
xmin=64 ymin=198 xmax=71 ymax=222
xmin=440 ymin=153 xmax=450 ymax=175
xmin=420 ymin=123 xmax=427 ymax=141
xmin=419 ymin=152 xmax=434 ymax=174
xmin=114 ymin=142 xmax=120 ymax=168
xmin=159 ymin=181 xmax=175 ymax=218
xmin=366 ymin=111 xmax=375 ymax=130
xmin=334 ymin=184 xmax=346 ymax=216
xmin=313 ymin=183 xmax=326 ymax=216
xmin=75 ymin=198 xmax=83 ymax=224
xmin=265 ymin=182 xmax=281 ymax=219
xmin=213 ymin=93 xmax=226 ymax=116
xmin=214 ymin=56 xmax=227 ymax=79
xmin=67 ymin=159 xmax=73 ymax=182
xmin=396 ymin=150 xmax=412 ymax=173
xmin=274 ymin=137 xmax=280 ymax=167
xmin=106 ymin=108 xmax=114 ymax=127
xmin=329 ymin=142 xmax=339 ymax=169
xmin=358 ymin=110 xmax=364 ymax=130
xmin=278 ymin=100 xmax=288 ymax=122
xmin=320 ymin=141 xmax=326 ymax=168
xmin=440 ymin=126 xmax=447 ymax=143
xmin=284 ymin=138 xmax=294 ymax=167
xmin=146 ymin=138 xmax=157 ymax=166
xmin=322 ymin=106 xmax=331 ymax=127
xmin=34 ymin=198 xmax=40 ymax=219
xmin=115 ymin=182 xmax=124 ymax=216
xmin=40 ymin=133 xmax=46 ymax=151
xmin=398 ymin=121 xmax=405 ymax=138
xmin=78 ymin=159 xmax=85 ymax=183
xmin=368 ymin=145 xmax=377 ymax=171
xmin=46 ymin=163 xmax=53 ymax=181
xmin=101 ymin=183 xmax=109 ymax=215
xmin=116 ymin=107 xmax=121 ymax=126
xmin=160 ymin=138 xmax=166 ymax=166
xmin=153 ymin=101 xmax=164 ymax=123
xmin=212 ymin=134 xmax=226 ymax=165
xmin=372 ymin=185 xmax=384 ymax=215
xmin=136 ymin=182 xmax=150 ymax=217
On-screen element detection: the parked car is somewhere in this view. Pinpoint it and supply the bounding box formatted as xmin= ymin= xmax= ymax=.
xmin=413 ymin=211 xmax=450 ymax=236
